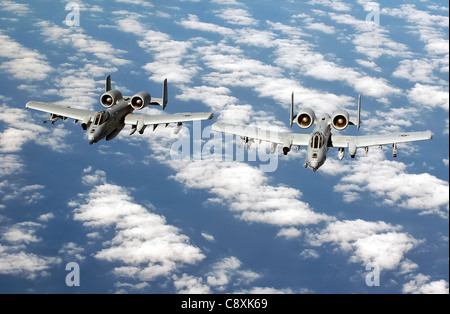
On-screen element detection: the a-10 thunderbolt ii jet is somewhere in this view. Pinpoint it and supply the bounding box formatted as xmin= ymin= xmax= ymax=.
xmin=26 ymin=75 xmax=214 ymax=145
xmin=212 ymin=93 xmax=433 ymax=172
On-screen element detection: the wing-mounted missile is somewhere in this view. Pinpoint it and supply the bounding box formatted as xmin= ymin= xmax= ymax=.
xmin=173 ymin=122 xmax=183 ymax=135
xmin=44 ymin=113 xmax=64 ymax=124
xmin=349 ymin=141 xmax=357 ymax=158
xmin=282 ymin=138 xmax=292 ymax=155
xmin=238 ymin=136 xmax=254 ymax=149
xmin=392 ymin=143 xmax=397 ymax=158
xmin=338 ymin=147 xmax=345 ymax=160
xmin=137 ymin=118 xmax=146 ymax=134
xmin=81 ymin=115 xmax=92 ymax=130
xmin=270 ymin=142 xmax=278 ymax=154
xmin=129 ymin=118 xmax=147 ymax=135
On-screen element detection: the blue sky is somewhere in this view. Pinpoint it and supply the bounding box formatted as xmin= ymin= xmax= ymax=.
xmin=0 ymin=0 xmax=448 ymax=294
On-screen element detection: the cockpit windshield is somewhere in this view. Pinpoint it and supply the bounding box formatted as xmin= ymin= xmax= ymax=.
xmin=94 ymin=111 xmax=109 ymax=126
xmin=310 ymin=132 xmax=324 ymax=149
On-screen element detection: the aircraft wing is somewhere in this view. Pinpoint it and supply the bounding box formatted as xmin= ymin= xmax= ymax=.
xmin=26 ymin=101 xmax=96 ymax=123
xmin=212 ymin=123 xmax=311 ymax=146
xmin=330 ymin=131 xmax=434 ymax=148
xmin=124 ymin=112 xmax=214 ymax=127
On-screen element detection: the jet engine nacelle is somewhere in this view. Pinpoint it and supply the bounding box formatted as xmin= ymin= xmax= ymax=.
xmin=130 ymin=91 xmax=151 ymax=110
xmin=331 ymin=109 xmax=349 ymax=130
xmin=296 ymin=108 xmax=316 ymax=128
xmin=100 ymin=90 xmax=123 ymax=108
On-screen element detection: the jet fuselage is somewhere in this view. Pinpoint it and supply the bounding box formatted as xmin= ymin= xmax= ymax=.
xmin=87 ymin=99 xmax=133 ymax=145
xmin=305 ymin=114 xmax=331 ymax=172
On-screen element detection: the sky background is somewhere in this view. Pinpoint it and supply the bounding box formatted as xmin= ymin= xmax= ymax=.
xmin=0 ymin=0 xmax=448 ymax=294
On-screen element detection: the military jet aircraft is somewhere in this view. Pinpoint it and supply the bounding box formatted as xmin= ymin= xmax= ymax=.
xmin=26 ymin=75 xmax=214 ymax=145
xmin=212 ymin=94 xmax=433 ymax=172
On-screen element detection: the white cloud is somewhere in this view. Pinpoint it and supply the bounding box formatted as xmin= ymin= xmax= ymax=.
xmin=393 ymin=59 xmax=439 ymax=84
xmin=58 ymin=242 xmax=85 ymax=261
xmin=0 ymin=154 xmax=24 ymax=177
xmin=115 ymin=0 xmax=153 ymax=7
xmin=81 ymin=168 xmax=107 ymax=186
xmin=333 ymin=149 xmax=449 ymax=218
xmin=168 ymin=160 xmax=330 ymax=226
xmin=176 ymin=85 xmax=239 ymax=112
xmin=0 ymin=246 xmax=61 ymax=279
xmin=0 ymin=105 xmax=71 ymax=153
xmin=216 ymin=8 xmax=258 ymax=26
xmin=1 ymin=222 xmax=42 ymax=244
xmin=38 ymin=213 xmax=54 ymax=222
xmin=201 ymin=232 xmax=215 ymax=242
xmin=329 ymin=12 xmax=411 ymax=60
xmin=2 ymin=183 xmax=45 ymax=204
xmin=299 ymin=249 xmax=320 ymax=259
xmin=173 ymin=273 xmax=212 ymax=294
xmin=356 ymin=59 xmax=381 ymax=72
xmin=277 ymin=227 xmax=302 ymax=239
xmin=306 ymin=22 xmax=336 ymax=34
xmin=178 ymin=14 xmax=234 ymax=36
xmin=407 ymin=83 xmax=449 ymax=111
xmin=0 ymin=31 xmax=53 ymax=81
xmin=307 ymin=0 xmax=352 ymax=12
xmin=206 ymin=256 xmax=260 ymax=290
xmin=268 ymin=23 xmax=402 ymax=101
xmin=35 ymin=20 xmax=130 ymax=67
xmin=114 ymin=15 xmax=200 ymax=84
xmin=402 ymin=273 xmax=449 ymax=294
xmin=383 ymin=4 xmax=449 ymax=49
xmin=198 ymin=40 xmax=354 ymax=112
xmin=308 ymin=219 xmax=420 ymax=271
xmin=211 ymin=0 xmax=242 ymax=5
xmin=236 ymin=286 xmax=296 ymax=294
xmin=71 ymin=168 xmax=205 ymax=282
xmin=0 ymin=0 xmax=30 ymax=16
xmin=0 ymin=221 xmax=61 ymax=279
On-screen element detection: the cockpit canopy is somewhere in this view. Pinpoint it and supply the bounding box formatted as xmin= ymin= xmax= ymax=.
xmin=93 ymin=111 xmax=110 ymax=126
xmin=310 ymin=132 xmax=324 ymax=149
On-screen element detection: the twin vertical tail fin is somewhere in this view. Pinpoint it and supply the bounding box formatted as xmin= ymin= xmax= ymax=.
xmin=356 ymin=94 xmax=361 ymax=130
xmin=349 ymin=94 xmax=362 ymax=130
xmin=162 ymin=78 xmax=168 ymax=110
xmin=290 ymin=92 xmax=362 ymax=131
xmin=290 ymin=92 xmax=295 ymax=128
xmin=149 ymin=78 xmax=168 ymax=110
xmin=106 ymin=74 xmax=168 ymax=110
xmin=106 ymin=75 xmax=111 ymax=92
